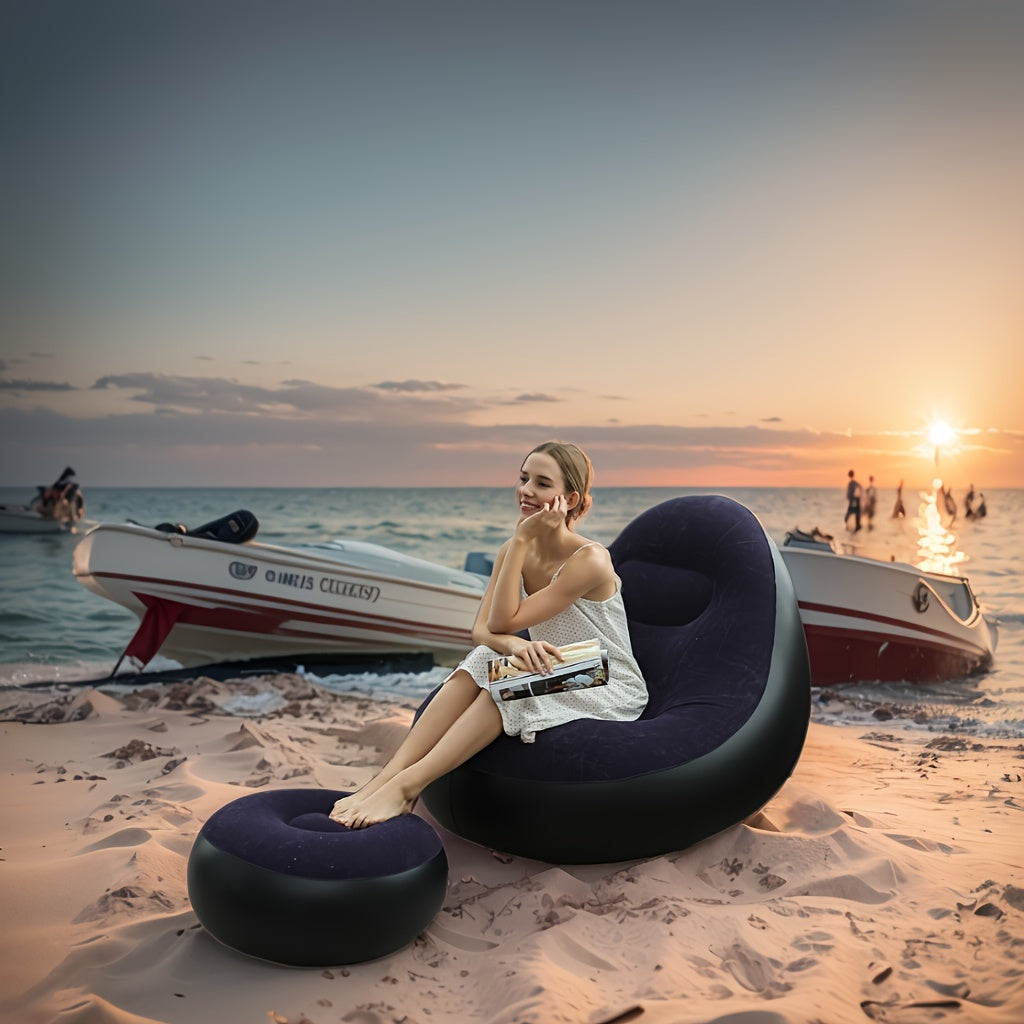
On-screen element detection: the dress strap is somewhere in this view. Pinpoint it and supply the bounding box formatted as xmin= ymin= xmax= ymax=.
xmin=551 ymin=542 xmax=600 ymax=582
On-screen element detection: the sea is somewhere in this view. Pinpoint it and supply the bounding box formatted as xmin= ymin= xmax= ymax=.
xmin=2 ymin=485 xmax=1022 ymax=738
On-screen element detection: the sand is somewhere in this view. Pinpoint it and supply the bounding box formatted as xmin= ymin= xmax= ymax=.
xmin=1 ymin=673 xmax=1022 ymax=1024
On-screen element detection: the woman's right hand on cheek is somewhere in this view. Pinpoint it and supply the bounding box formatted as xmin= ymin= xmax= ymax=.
xmin=516 ymin=496 xmax=565 ymax=539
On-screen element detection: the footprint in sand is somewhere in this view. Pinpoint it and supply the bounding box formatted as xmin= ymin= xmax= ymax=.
xmin=545 ymin=931 xmax=620 ymax=972
xmin=225 ymin=723 xmax=271 ymax=751
xmin=72 ymin=885 xmax=177 ymax=923
xmin=842 ymin=809 xmax=880 ymax=827
xmin=792 ymin=929 xmax=835 ymax=955
xmin=426 ymin=921 xmax=500 ymax=952
xmin=715 ymin=940 xmax=782 ymax=993
xmin=77 ymin=826 xmax=152 ymax=854
xmin=884 ymin=832 xmax=958 ymax=854
xmin=794 ymin=866 xmax=898 ymax=904
xmin=780 ymin=798 xmax=849 ymax=835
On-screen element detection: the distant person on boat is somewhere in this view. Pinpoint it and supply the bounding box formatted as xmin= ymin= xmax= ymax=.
xmin=892 ymin=479 xmax=906 ymax=519
xmin=329 ymin=440 xmax=648 ymax=829
xmin=864 ymin=475 xmax=878 ymax=531
xmin=32 ymin=466 xmax=82 ymax=521
xmin=63 ymin=482 xmax=85 ymax=521
xmin=844 ymin=470 xmax=863 ymax=532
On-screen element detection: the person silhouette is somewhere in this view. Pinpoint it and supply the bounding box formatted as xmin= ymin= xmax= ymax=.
xmin=892 ymin=479 xmax=906 ymax=519
xmin=844 ymin=470 xmax=862 ymax=532
xmin=942 ymin=486 xmax=957 ymax=523
xmin=864 ymin=475 xmax=878 ymax=531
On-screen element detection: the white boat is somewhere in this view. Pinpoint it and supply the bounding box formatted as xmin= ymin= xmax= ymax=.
xmin=72 ymin=510 xmax=997 ymax=685
xmin=1 ymin=470 xmax=85 ymax=534
xmin=0 ymin=504 xmax=78 ymax=534
xmin=779 ymin=530 xmax=996 ymax=685
xmin=73 ymin=518 xmax=487 ymax=669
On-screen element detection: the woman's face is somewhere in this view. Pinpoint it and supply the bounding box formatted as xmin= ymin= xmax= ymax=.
xmin=517 ymin=451 xmax=573 ymax=520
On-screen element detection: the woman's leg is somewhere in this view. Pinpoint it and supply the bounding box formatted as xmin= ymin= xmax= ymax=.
xmin=329 ymin=669 xmax=481 ymax=818
xmin=333 ymin=689 xmax=503 ymax=828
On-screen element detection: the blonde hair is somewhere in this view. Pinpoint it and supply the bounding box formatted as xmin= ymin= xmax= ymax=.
xmin=525 ymin=441 xmax=594 ymax=523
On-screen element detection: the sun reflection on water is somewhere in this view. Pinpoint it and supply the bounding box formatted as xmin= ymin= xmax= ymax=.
xmin=915 ymin=482 xmax=968 ymax=576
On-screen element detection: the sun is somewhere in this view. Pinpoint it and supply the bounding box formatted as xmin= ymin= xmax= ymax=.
xmin=927 ymin=420 xmax=957 ymax=448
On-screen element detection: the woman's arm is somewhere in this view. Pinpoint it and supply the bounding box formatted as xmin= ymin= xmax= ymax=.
xmin=469 ymin=543 xmax=522 ymax=653
xmin=487 ymin=495 xmax=614 ymax=635
xmin=470 ymin=543 xmax=565 ymax=673
xmin=487 ymin=541 xmax=612 ymax=635
xmin=470 ymin=540 xmax=609 ymax=676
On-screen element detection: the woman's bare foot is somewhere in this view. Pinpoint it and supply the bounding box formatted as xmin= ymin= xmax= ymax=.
xmin=329 ymin=770 xmax=394 ymax=822
xmin=327 ymin=761 xmax=407 ymax=823
xmin=328 ymin=791 xmax=365 ymax=822
xmin=333 ymin=775 xmax=417 ymax=829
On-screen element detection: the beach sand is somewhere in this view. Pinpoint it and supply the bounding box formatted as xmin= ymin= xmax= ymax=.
xmin=1 ymin=674 xmax=1022 ymax=1024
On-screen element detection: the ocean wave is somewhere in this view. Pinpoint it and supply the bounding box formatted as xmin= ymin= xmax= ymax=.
xmin=991 ymin=612 xmax=1024 ymax=627
xmin=299 ymin=665 xmax=448 ymax=701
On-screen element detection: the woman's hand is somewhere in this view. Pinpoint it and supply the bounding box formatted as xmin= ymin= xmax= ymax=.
xmin=507 ymin=639 xmax=564 ymax=675
xmin=516 ymin=494 xmax=567 ymax=540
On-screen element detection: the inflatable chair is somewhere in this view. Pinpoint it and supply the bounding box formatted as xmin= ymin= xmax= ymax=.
xmin=419 ymin=495 xmax=811 ymax=863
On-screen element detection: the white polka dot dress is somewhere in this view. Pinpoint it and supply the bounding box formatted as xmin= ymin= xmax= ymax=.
xmin=453 ymin=545 xmax=648 ymax=742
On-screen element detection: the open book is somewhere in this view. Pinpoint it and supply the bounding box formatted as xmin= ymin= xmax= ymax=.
xmin=488 ymin=638 xmax=609 ymax=702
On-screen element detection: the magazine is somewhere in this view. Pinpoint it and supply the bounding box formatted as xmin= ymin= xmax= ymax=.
xmin=487 ymin=638 xmax=609 ymax=702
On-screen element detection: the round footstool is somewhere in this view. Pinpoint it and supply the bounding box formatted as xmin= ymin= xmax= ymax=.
xmin=187 ymin=788 xmax=448 ymax=966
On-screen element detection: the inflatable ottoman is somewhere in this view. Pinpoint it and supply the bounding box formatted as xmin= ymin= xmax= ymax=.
xmin=187 ymin=788 xmax=448 ymax=966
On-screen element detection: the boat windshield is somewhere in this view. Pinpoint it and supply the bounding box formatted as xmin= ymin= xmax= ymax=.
xmin=302 ymin=539 xmax=487 ymax=592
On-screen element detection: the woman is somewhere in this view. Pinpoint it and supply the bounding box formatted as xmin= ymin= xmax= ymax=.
xmin=330 ymin=441 xmax=648 ymax=829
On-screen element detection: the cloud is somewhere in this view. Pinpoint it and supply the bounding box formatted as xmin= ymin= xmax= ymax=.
xmin=513 ymin=393 xmax=560 ymax=404
xmin=0 ymin=378 xmax=76 ymax=392
xmin=89 ymin=372 xmax=485 ymax=420
xmin=371 ymin=380 xmax=468 ymax=394
xmin=93 ymin=373 xmax=286 ymax=413
xmin=4 ymin=375 xmax=1020 ymax=487
xmin=2 ymin=402 xmax=1018 ymax=487
xmin=761 ymin=416 xmax=783 ymax=423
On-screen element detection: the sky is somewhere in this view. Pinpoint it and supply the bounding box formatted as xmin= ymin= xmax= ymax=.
xmin=2 ymin=0 xmax=1022 ymax=491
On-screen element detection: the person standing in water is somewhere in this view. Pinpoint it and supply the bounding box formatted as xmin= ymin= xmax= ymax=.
xmin=330 ymin=441 xmax=648 ymax=829
xmin=892 ymin=479 xmax=906 ymax=519
xmin=864 ymin=475 xmax=878 ymax=531
xmin=844 ymin=470 xmax=863 ymax=532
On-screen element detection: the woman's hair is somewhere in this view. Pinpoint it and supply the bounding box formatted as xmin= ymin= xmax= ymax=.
xmin=525 ymin=441 xmax=594 ymax=523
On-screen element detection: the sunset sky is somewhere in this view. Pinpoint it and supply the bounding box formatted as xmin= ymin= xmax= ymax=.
xmin=2 ymin=1 xmax=1022 ymax=490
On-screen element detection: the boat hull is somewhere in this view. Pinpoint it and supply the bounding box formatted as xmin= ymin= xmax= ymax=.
xmin=73 ymin=524 xmax=486 ymax=667
xmin=780 ymin=546 xmax=995 ymax=685
xmin=0 ymin=506 xmax=72 ymax=534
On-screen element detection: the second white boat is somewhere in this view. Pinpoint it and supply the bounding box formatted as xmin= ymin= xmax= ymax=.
xmin=779 ymin=531 xmax=996 ymax=685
